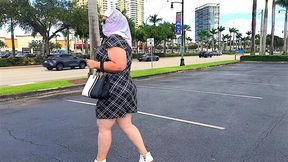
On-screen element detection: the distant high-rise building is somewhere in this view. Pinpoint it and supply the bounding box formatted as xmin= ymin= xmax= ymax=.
xmin=75 ymin=0 xmax=88 ymax=6
xmin=117 ymin=0 xmax=144 ymax=28
xmin=75 ymin=0 xmax=144 ymax=28
xmin=195 ymin=3 xmax=220 ymax=42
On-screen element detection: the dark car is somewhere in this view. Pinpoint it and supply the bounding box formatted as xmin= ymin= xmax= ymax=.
xmin=199 ymin=51 xmax=212 ymax=58
xmin=209 ymin=51 xmax=222 ymax=56
xmin=138 ymin=53 xmax=159 ymax=62
xmin=43 ymin=54 xmax=87 ymax=71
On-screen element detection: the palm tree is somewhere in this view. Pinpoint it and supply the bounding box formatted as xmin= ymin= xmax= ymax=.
xmin=246 ymin=31 xmax=252 ymax=50
xmin=210 ymin=28 xmax=218 ymax=51
xmin=217 ymin=26 xmax=225 ymax=51
xmin=251 ymin=0 xmax=257 ymax=55
xmin=149 ymin=14 xmax=162 ymax=26
xmin=199 ymin=31 xmax=208 ymax=51
xmin=229 ymin=28 xmax=237 ymax=52
xmin=236 ymin=33 xmax=243 ymax=49
xmin=184 ymin=25 xmax=191 ymax=53
xmin=88 ymin=0 xmax=101 ymax=74
xmin=222 ymin=34 xmax=230 ymax=51
xmin=271 ymin=0 xmax=276 ymax=55
xmin=262 ymin=0 xmax=269 ymax=55
xmin=276 ymin=0 xmax=288 ymax=54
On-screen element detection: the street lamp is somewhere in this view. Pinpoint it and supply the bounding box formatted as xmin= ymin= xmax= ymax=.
xmin=171 ymin=0 xmax=185 ymax=66
xmin=279 ymin=9 xmax=287 ymax=54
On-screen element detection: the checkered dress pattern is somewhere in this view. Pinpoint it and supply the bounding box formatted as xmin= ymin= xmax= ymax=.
xmin=95 ymin=34 xmax=137 ymax=119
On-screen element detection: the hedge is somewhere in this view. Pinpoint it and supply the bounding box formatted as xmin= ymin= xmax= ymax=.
xmin=0 ymin=53 xmax=201 ymax=67
xmin=240 ymin=55 xmax=288 ymax=62
xmin=0 ymin=56 xmax=45 ymax=67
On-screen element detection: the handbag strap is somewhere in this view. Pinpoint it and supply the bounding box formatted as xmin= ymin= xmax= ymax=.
xmin=100 ymin=60 xmax=105 ymax=72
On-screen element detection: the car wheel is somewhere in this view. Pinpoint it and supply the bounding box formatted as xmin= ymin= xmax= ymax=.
xmin=56 ymin=63 xmax=64 ymax=71
xmin=156 ymin=57 xmax=159 ymax=61
xmin=71 ymin=66 xmax=75 ymax=69
xmin=79 ymin=62 xmax=86 ymax=69
xmin=46 ymin=67 xmax=53 ymax=70
xmin=199 ymin=56 xmax=201 ymax=58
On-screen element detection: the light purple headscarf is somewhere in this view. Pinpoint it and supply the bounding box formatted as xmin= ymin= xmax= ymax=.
xmin=103 ymin=9 xmax=132 ymax=47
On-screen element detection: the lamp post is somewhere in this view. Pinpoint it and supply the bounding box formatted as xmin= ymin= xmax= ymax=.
xmin=171 ymin=0 xmax=185 ymax=66
xmin=279 ymin=9 xmax=287 ymax=54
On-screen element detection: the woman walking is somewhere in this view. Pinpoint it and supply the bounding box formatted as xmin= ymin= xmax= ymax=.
xmin=87 ymin=9 xmax=154 ymax=162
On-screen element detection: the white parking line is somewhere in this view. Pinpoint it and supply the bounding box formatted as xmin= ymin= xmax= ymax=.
xmin=66 ymin=99 xmax=225 ymax=130
xmin=138 ymin=85 xmax=263 ymax=100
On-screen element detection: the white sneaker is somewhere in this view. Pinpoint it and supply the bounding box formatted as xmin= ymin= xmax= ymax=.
xmin=94 ymin=159 xmax=106 ymax=162
xmin=139 ymin=152 xmax=154 ymax=162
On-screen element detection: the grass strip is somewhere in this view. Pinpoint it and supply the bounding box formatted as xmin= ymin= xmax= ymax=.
xmin=0 ymin=80 xmax=72 ymax=96
xmin=0 ymin=60 xmax=239 ymax=96
xmin=131 ymin=60 xmax=239 ymax=77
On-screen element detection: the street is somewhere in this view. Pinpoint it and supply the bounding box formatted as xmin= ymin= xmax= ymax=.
xmin=0 ymin=62 xmax=288 ymax=162
xmin=0 ymin=55 xmax=236 ymax=87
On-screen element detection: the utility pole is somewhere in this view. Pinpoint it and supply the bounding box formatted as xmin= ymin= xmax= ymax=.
xmin=260 ymin=10 xmax=264 ymax=54
xmin=88 ymin=0 xmax=101 ymax=75
xmin=262 ymin=0 xmax=268 ymax=55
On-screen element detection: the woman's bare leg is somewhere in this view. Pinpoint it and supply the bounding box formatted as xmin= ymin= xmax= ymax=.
xmin=116 ymin=113 xmax=148 ymax=155
xmin=96 ymin=118 xmax=116 ymax=161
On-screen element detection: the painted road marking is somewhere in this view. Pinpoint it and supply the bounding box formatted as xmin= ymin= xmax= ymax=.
xmin=9 ymin=82 xmax=35 ymax=86
xmin=66 ymin=99 xmax=225 ymax=130
xmin=138 ymin=85 xmax=263 ymax=100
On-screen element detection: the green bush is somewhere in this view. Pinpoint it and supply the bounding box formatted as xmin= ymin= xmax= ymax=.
xmin=240 ymin=55 xmax=288 ymax=62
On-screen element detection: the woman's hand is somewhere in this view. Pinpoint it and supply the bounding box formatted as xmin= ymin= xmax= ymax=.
xmin=86 ymin=59 xmax=99 ymax=69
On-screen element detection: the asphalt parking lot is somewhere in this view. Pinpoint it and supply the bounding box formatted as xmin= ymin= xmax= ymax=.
xmin=0 ymin=62 xmax=288 ymax=162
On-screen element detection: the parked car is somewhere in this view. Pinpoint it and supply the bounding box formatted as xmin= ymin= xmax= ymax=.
xmin=42 ymin=54 xmax=87 ymax=71
xmin=199 ymin=51 xmax=212 ymax=58
xmin=138 ymin=53 xmax=159 ymax=62
xmin=209 ymin=51 xmax=222 ymax=56
xmin=0 ymin=52 xmax=12 ymax=58
xmin=235 ymin=49 xmax=245 ymax=54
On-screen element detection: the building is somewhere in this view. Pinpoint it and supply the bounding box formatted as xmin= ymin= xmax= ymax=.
xmin=195 ymin=3 xmax=220 ymax=42
xmin=0 ymin=35 xmax=75 ymax=53
xmin=76 ymin=0 xmax=144 ymax=28
xmin=75 ymin=0 xmax=88 ymax=6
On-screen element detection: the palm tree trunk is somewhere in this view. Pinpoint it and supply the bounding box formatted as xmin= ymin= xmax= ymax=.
xmin=270 ymin=0 xmax=276 ymax=55
xmin=67 ymin=28 xmax=70 ymax=54
xmin=251 ymin=0 xmax=257 ymax=55
xmin=262 ymin=0 xmax=269 ymax=55
xmin=88 ymin=0 xmax=101 ymax=75
xmin=229 ymin=36 xmax=232 ymax=52
xmin=260 ymin=10 xmax=264 ymax=54
xmin=284 ymin=8 xmax=288 ymax=54
xmin=10 ymin=19 xmax=16 ymax=57
xmin=164 ymin=40 xmax=166 ymax=54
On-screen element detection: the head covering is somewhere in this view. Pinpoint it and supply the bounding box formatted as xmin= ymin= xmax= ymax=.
xmin=102 ymin=9 xmax=132 ymax=47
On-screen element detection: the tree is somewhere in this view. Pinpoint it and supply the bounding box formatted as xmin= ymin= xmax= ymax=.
xmin=236 ymin=33 xmax=242 ymax=49
xmin=149 ymin=14 xmax=162 ymax=26
xmin=199 ymin=31 xmax=209 ymax=51
xmin=229 ymin=28 xmax=237 ymax=52
xmin=210 ymin=28 xmax=218 ymax=51
xmin=276 ymin=0 xmax=288 ymax=54
xmin=262 ymin=0 xmax=269 ymax=54
xmin=251 ymin=0 xmax=257 ymax=55
xmin=0 ymin=40 xmax=6 ymax=49
xmin=271 ymin=0 xmax=276 ymax=55
xmin=0 ymin=0 xmax=22 ymax=57
xmin=217 ymin=26 xmax=225 ymax=51
xmin=246 ymin=31 xmax=252 ymax=50
xmin=16 ymin=0 xmax=73 ymax=56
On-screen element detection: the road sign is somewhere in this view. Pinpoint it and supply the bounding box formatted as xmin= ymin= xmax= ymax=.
xmin=176 ymin=12 xmax=182 ymax=35
xmin=147 ymin=38 xmax=154 ymax=47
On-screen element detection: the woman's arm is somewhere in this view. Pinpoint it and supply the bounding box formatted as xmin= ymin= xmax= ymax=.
xmin=87 ymin=47 xmax=127 ymax=73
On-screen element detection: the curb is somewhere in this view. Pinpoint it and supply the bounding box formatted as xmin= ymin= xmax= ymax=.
xmin=0 ymin=62 xmax=238 ymax=102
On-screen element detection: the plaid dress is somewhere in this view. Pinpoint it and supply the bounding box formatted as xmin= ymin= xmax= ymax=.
xmin=95 ymin=34 xmax=137 ymax=119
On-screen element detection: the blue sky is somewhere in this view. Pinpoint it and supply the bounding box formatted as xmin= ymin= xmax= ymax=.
xmin=0 ymin=0 xmax=286 ymax=41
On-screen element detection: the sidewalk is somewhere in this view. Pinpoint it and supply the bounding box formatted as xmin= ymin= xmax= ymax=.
xmin=0 ymin=55 xmax=236 ymax=87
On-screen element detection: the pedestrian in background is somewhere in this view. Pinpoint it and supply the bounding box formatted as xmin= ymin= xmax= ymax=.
xmin=87 ymin=9 xmax=154 ymax=162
